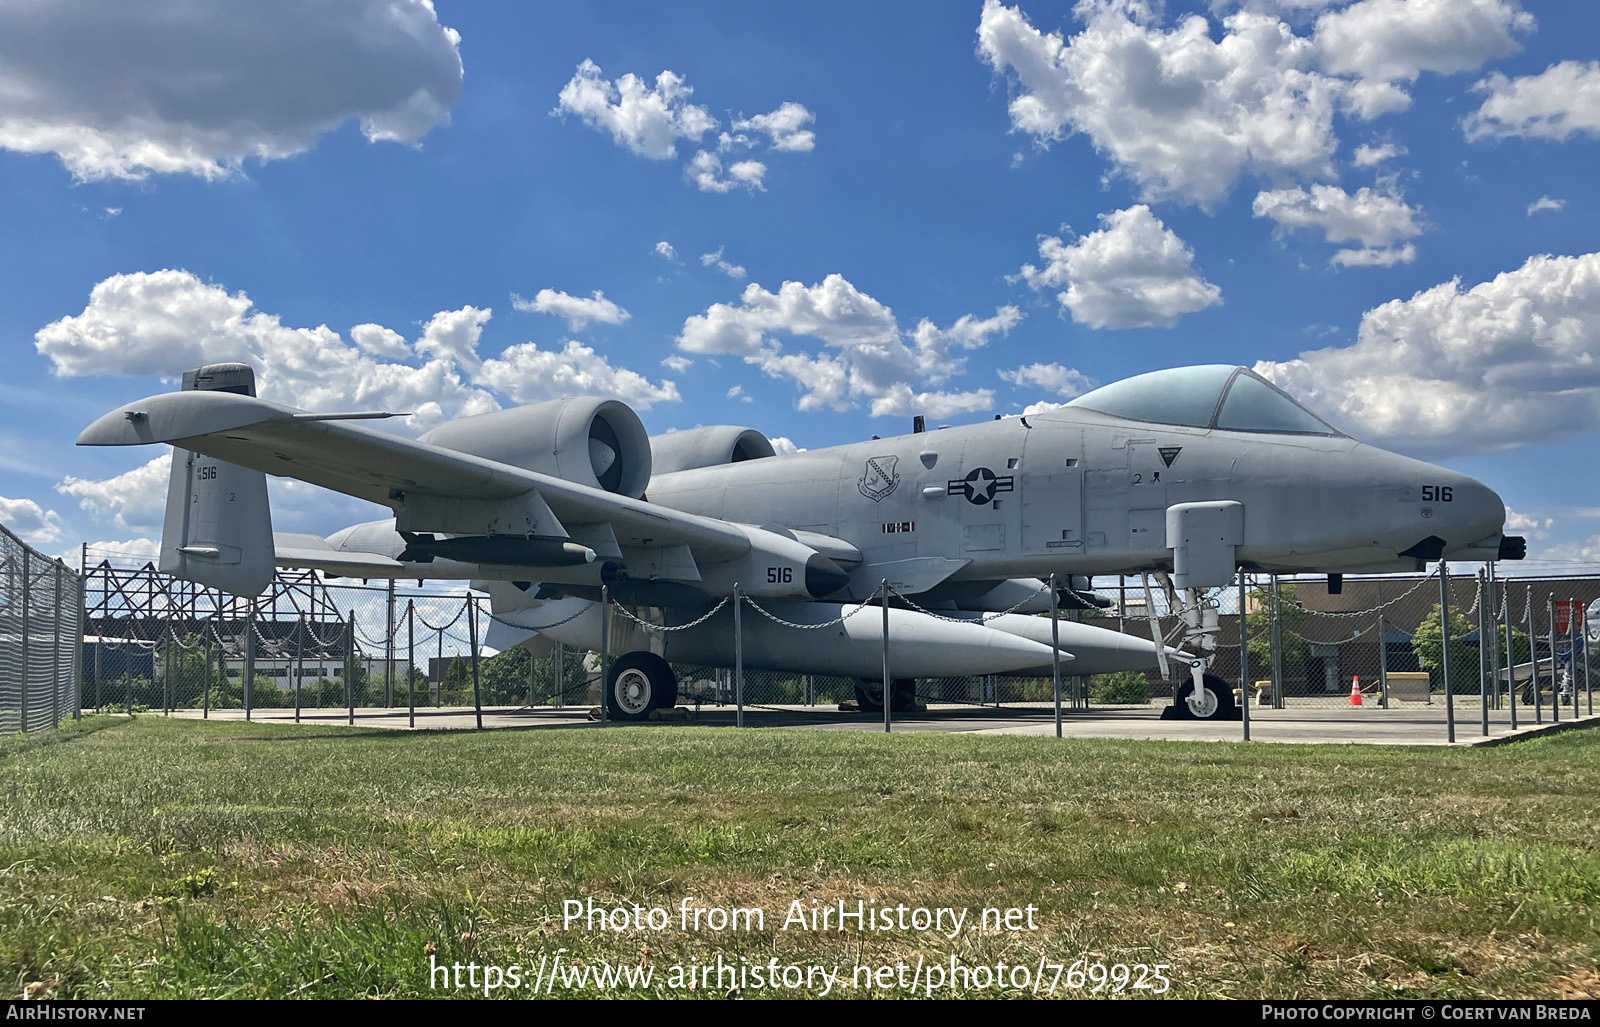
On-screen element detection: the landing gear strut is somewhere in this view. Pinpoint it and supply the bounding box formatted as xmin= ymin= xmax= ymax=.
xmin=1151 ymin=573 xmax=1242 ymax=721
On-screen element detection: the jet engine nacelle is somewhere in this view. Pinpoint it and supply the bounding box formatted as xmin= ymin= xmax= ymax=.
xmin=649 ymin=425 xmax=776 ymax=475
xmin=419 ymin=397 xmax=652 ymax=500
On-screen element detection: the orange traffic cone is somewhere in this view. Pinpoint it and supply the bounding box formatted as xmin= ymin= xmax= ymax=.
xmin=1349 ymin=675 xmax=1364 ymax=707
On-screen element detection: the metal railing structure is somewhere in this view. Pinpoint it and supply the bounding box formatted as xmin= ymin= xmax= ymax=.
xmin=66 ymin=545 xmax=1600 ymax=742
xmin=0 ymin=525 xmax=84 ymax=734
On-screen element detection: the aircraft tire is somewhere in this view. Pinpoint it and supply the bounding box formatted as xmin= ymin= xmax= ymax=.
xmin=853 ymin=678 xmax=917 ymax=714
xmin=604 ymin=652 xmax=678 ymax=722
xmin=1172 ymin=673 xmax=1239 ymax=721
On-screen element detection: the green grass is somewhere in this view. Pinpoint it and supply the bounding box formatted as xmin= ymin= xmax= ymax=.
xmin=1 ymin=716 xmax=1597 ymax=999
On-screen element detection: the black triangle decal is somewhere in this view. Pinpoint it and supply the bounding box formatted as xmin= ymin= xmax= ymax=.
xmin=1158 ymin=446 xmax=1181 ymax=468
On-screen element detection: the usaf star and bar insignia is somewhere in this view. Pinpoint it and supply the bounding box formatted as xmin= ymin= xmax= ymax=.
xmin=947 ymin=467 xmax=1014 ymax=505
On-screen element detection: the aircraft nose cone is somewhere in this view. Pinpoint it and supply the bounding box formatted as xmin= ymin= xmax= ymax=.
xmin=1448 ymin=475 xmax=1506 ymax=547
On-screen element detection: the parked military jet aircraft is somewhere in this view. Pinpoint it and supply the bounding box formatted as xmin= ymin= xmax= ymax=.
xmin=79 ymin=361 xmax=1522 ymax=720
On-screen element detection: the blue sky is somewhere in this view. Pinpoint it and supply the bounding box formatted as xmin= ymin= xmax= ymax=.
xmin=2 ymin=0 xmax=1598 ymax=571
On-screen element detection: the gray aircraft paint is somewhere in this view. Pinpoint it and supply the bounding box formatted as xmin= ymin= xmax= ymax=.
xmin=78 ymin=363 xmax=1515 ymax=695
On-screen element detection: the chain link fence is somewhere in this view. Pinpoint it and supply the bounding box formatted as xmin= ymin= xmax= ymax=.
xmin=70 ymin=544 xmax=1600 ymax=736
xmin=0 ymin=525 xmax=84 ymax=734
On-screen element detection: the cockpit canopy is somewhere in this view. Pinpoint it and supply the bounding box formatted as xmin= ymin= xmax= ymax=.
xmin=1065 ymin=365 xmax=1340 ymax=436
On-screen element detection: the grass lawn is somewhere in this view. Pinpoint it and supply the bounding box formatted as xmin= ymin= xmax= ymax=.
xmin=1 ymin=716 xmax=1597 ymax=999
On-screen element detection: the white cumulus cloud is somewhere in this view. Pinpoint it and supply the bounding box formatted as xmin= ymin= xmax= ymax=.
xmin=474 ymin=341 xmax=679 ymax=409
xmin=1464 ymin=60 xmax=1600 ymax=143
xmin=677 ymin=274 xmax=1012 ymax=417
xmin=1254 ymin=251 xmax=1600 ymax=456
xmin=978 ymin=0 xmax=1345 ymax=209
xmin=1527 ymin=196 xmax=1565 ymax=217
xmin=57 ymin=455 xmax=170 ymax=534
xmin=1252 ymin=184 xmax=1422 ymax=267
xmin=730 ymin=102 xmax=817 ymax=152
xmin=555 ymin=61 xmax=810 ymax=194
xmin=553 ymin=59 xmax=715 ymax=160
xmin=1018 ymin=205 xmax=1221 ymax=329
xmin=999 ymin=363 xmax=1097 ymax=399
xmin=700 ymin=247 xmax=748 ymax=279
xmin=978 ymin=0 xmax=1530 ymax=209
xmin=35 ymin=270 xmax=679 ymax=435
xmin=0 ymin=0 xmax=463 ymax=182
xmin=511 ymin=289 xmax=630 ymax=330
xmin=685 ymin=150 xmax=766 ymax=194
xmin=654 ymin=241 xmax=680 ymax=263
xmin=1313 ymin=0 xmax=1532 ymax=85
xmin=1352 ymin=141 xmax=1406 ymax=166
xmin=0 ymin=495 xmax=67 ymax=546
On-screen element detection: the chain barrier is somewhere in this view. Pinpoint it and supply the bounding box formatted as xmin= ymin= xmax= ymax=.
xmin=883 ymin=579 xmax=1052 ymax=625
xmin=609 ymin=594 xmax=733 ymax=633
xmin=486 ymin=603 xmax=592 ymax=632
xmin=1286 ymin=568 xmax=1440 ymax=619
xmin=739 ymin=589 xmax=884 ymax=631
xmin=414 ymin=603 xmax=468 ymax=633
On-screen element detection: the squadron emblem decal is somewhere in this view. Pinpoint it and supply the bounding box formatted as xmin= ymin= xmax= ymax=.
xmin=858 ymin=455 xmax=901 ymax=502
xmin=947 ymin=467 xmax=1014 ymax=505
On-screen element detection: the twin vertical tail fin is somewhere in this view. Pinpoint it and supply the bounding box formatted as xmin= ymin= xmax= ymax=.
xmin=159 ymin=362 xmax=275 ymax=597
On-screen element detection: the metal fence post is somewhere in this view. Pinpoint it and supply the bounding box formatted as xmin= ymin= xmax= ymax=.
xmin=20 ymin=548 xmax=30 ymax=733
xmin=1478 ymin=571 xmax=1489 ymax=738
xmin=1487 ymin=563 xmax=1501 ymax=710
xmin=468 ymin=596 xmax=483 ymax=731
xmin=72 ymin=572 xmax=84 ymax=722
xmin=733 ymin=584 xmax=744 ymax=728
xmin=1569 ymin=598 xmax=1579 ymax=721
xmin=1506 ymin=589 xmax=1518 ymax=729
xmin=163 ymin=631 xmax=172 ymax=716
xmin=1585 ymin=602 xmax=1593 ymax=717
xmin=203 ymin=635 xmax=212 ymax=719
xmin=244 ymin=603 xmax=256 ymax=722
xmin=1439 ymin=561 xmax=1455 ymax=744
xmin=1269 ymin=574 xmax=1284 ymax=709
xmin=1240 ymin=570 xmax=1250 ymax=742
xmin=599 ymin=584 xmax=610 ymax=724
xmin=1528 ymin=585 xmax=1541 ymax=724
xmin=53 ymin=562 xmax=63 ymax=728
xmin=408 ymin=600 xmax=416 ymax=729
xmin=1050 ymin=573 xmax=1062 ymax=739
xmin=1377 ymin=611 xmax=1390 ymax=709
xmin=1548 ymin=594 xmax=1559 ymax=725
xmin=882 ymin=579 xmax=891 ymax=734
xmin=385 ymin=579 xmax=396 ymax=708
xmin=345 ymin=610 xmax=355 ymax=726
xmin=554 ymin=641 xmax=564 ymax=709
xmin=293 ymin=620 xmax=303 ymax=724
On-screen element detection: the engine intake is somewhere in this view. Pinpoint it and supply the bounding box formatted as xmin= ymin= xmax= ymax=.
xmin=649 ymin=425 xmax=777 ymax=475
xmin=419 ymin=397 xmax=652 ymax=499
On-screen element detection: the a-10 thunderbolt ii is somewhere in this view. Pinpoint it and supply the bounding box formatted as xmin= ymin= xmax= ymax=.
xmin=79 ymin=361 xmax=1523 ymax=720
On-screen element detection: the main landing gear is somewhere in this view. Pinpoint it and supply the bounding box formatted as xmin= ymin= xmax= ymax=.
xmin=854 ymin=678 xmax=917 ymax=714
xmin=604 ymin=651 xmax=679 ymax=721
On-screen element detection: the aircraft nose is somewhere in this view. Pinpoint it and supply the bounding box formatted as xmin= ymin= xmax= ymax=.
xmin=1429 ymin=473 xmax=1508 ymax=561
xmin=1447 ymin=475 xmax=1505 ymax=543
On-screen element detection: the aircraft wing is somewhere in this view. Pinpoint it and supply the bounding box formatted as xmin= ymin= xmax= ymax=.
xmin=79 ymin=389 xmax=756 ymax=562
